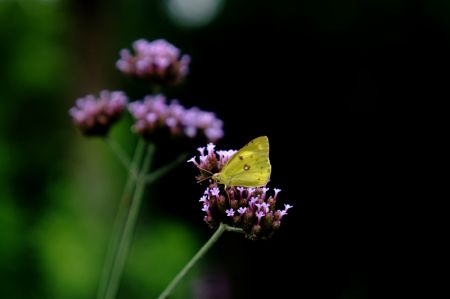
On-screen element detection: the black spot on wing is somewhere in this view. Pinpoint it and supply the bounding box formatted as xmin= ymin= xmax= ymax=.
xmin=244 ymin=164 xmax=250 ymax=171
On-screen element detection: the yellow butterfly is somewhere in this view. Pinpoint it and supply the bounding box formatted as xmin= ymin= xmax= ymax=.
xmin=212 ymin=136 xmax=271 ymax=188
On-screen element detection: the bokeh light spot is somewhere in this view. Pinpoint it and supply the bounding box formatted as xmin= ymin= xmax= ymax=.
xmin=165 ymin=0 xmax=225 ymax=28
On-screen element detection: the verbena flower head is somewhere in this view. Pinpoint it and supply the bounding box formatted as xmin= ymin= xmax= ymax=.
xmin=188 ymin=143 xmax=293 ymax=240
xmin=69 ymin=90 xmax=128 ymax=136
xmin=128 ymin=94 xmax=224 ymax=142
xmin=116 ymin=39 xmax=190 ymax=85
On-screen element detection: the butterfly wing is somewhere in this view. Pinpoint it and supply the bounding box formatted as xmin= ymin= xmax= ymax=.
xmin=220 ymin=136 xmax=271 ymax=187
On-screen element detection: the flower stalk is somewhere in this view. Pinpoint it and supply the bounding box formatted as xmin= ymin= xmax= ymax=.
xmin=104 ymin=143 xmax=155 ymax=299
xmin=158 ymin=223 xmax=244 ymax=299
xmin=98 ymin=139 xmax=187 ymax=299
xmin=97 ymin=139 xmax=145 ymax=299
xmin=144 ymin=152 xmax=188 ymax=184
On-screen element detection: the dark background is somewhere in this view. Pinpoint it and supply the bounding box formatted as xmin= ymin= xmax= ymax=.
xmin=3 ymin=0 xmax=446 ymax=297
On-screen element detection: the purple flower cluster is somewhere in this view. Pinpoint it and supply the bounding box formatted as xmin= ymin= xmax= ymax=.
xmin=189 ymin=143 xmax=293 ymax=240
xmin=70 ymin=39 xmax=223 ymax=142
xmin=116 ymin=39 xmax=190 ymax=85
xmin=69 ymin=90 xmax=128 ymax=136
xmin=188 ymin=143 xmax=236 ymax=181
xmin=128 ymin=95 xmax=224 ymax=142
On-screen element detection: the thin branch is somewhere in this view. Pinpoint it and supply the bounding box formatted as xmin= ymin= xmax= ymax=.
xmin=144 ymin=152 xmax=188 ymax=184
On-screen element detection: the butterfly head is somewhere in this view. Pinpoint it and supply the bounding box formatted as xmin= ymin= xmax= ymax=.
xmin=211 ymin=172 xmax=222 ymax=183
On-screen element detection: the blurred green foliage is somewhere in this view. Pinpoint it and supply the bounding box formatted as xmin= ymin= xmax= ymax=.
xmin=0 ymin=1 xmax=200 ymax=298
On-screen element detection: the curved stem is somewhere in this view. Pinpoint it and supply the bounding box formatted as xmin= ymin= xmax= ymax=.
xmin=97 ymin=139 xmax=145 ymax=299
xmin=104 ymin=142 xmax=155 ymax=299
xmin=144 ymin=152 xmax=188 ymax=184
xmin=105 ymin=138 xmax=131 ymax=169
xmin=158 ymin=223 xmax=228 ymax=299
xmin=105 ymin=138 xmax=139 ymax=180
xmin=224 ymin=225 xmax=245 ymax=234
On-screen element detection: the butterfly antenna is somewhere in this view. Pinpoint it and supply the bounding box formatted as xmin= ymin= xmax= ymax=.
xmin=194 ymin=166 xmax=215 ymax=185
xmin=195 ymin=165 xmax=213 ymax=176
xmin=196 ymin=175 xmax=212 ymax=184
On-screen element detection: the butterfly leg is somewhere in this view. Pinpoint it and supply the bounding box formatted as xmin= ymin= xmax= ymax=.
xmin=224 ymin=184 xmax=231 ymax=204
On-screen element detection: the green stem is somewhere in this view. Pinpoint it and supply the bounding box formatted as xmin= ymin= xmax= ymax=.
xmin=97 ymin=139 xmax=145 ymax=299
xmin=144 ymin=153 xmax=188 ymax=184
xmin=158 ymin=223 xmax=234 ymax=299
xmin=225 ymin=225 xmax=246 ymax=234
xmin=105 ymin=137 xmax=131 ymax=169
xmin=105 ymin=138 xmax=139 ymax=180
xmin=104 ymin=142 xmax=155 ymax=299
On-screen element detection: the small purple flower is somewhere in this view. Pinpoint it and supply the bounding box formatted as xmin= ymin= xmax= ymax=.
xmin=206 ymin=143 xmax=216 ymax=156
xmin=284 ymin=204 xmax=293 ymax=211
xmin=261 ymin=188 xmax=270 ymax=200
xmin=237 ymin=207 xmax=247 ymax=215
xmin=128 ymin=95 xmax=224 ymax=142
xmin=256 ymin=211 xmax=265 ymax=224
xmin=197 ymin=147 xmax=206 ymax=156
xmin=217 ymin=150 xmax=236 ymax=165
xmin=249 ymin=197 xmax=259 ymax=207
xmin=202 ymin=203 xmax=210 ymax=212
xmin=276 ymin=204 xmax=293 ymax=220
xmin=116 ymin=39 xmax=190 ymax=85
xmin=236 ymin=187 xmax=245 ymax=198
xmin=226 ymin=209 xmax=235 ymax=217
xmin=260 ymin=202 xmax=270 ymax=213
xmin=187 ymin=157 xmax=198 ymax=166
xmin=210 ymin=187 xmax=220 ymax=197
xmin=273 ymin=188 xmax=281 ymax=199
xmin=69 ymin=90 xmax=128 ymax=136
